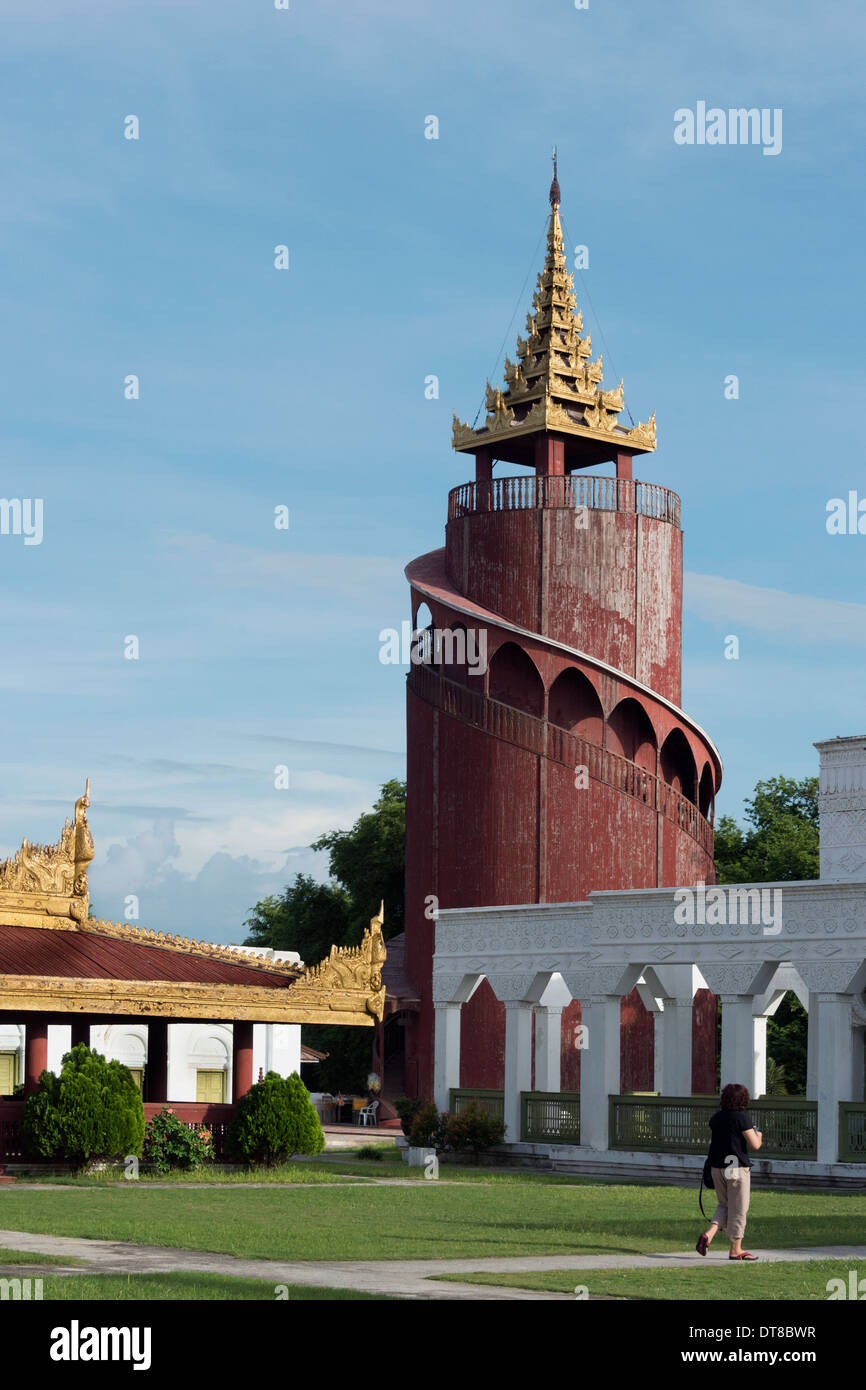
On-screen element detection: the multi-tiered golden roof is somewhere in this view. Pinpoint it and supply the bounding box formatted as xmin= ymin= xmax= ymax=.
xmin=452 ymin=159 xmax=656 ymax=469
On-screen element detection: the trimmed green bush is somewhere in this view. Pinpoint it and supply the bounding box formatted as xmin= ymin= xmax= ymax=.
xmin=393 ymin=1095 xmax=423 ymax=1139
xmin=21 ymin=1044 xmax=145 ymax=1168
xmin=408 ymin=1101 xmax=448 ymax=1151
xmin=226 ymin=1071 xmax=324 ymax=1166
xmin=144 ymin=1106 xmax=214 ymax=1175
xmin=443 ymin=1102 xmax=506 ymax=1163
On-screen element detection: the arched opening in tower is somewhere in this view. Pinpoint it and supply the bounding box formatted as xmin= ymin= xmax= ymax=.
xmin=606 ymin=697 xmax=657 ymax=772
xmin=660 ymin=728 xmax=698 ymax=805
xmin=488 ymin=641 xmax=544 ymax=718
xmin=412 ymin=601 xmax=436 ymax=666
xmin=698 ymin=761 xmax=715 ymax=821
xmin=548 ymin=667 xmax=604 ymax=744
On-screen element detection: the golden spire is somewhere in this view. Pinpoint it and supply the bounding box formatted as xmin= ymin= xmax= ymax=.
xmin=452 ymin=162 xmax=656 ymax=464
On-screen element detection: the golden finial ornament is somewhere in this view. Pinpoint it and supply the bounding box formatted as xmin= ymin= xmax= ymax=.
xmin=451 ymin=157 xmax=657 ymax=462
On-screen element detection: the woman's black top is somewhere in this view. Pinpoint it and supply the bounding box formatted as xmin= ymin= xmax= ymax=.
xmin=708 ymin=1108 xmax=755 ymax=1170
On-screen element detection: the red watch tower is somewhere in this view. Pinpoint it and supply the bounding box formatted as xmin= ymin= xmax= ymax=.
xmin=397 ymin=164 xmax=722 ymax=1100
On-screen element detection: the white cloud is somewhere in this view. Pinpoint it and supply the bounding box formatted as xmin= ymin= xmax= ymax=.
xmin=684 ymin=572 xmax=866 ymax=647
xmin=91 ymin=816 xmax=332 ymax=945
xmin=159 ymin=533 xmax=398 ymax=598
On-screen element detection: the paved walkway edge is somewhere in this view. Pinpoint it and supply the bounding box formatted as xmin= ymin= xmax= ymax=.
xmin=0 ymin=1231 xmax=864 ymax=1301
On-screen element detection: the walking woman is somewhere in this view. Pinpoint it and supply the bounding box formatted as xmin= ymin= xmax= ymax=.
xmin=696 ymin=1082 xmax=762 ymax=1261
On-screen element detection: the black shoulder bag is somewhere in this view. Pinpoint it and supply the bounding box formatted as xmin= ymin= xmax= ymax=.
xmin=699 ymin=1154 xmax=713 ymax=1217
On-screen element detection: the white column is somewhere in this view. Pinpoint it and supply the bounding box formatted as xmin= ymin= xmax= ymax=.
xmin=812 ymin=993 xmax=855 ymax=1163
xmin=719 ymin=995 xmax=759 ymax=1095
xmin=806 ymin=1011 xmax=819 ymax=1100
xmin=533 ymin=1006 xmax=562 ymax=1093
xmin=752 ymin=1014 xmax=768 ymax=1099
xmin=503 ymin=1001 xmax=533 ymax=1143
xmin=433 ymin=1002 xmax=462 ymax=1114
xmin=577 ymin=995 xmax=621 ymax=1150
xmin=653 ymin=1027 xmax=664 ymax=1097
xmin=853 ymin=1027 xmax=866 ymax=1104
xmin=655 ymin=1000 xmax=693 ymax=1097
xmin=650 ymin=965 xmax=698 ymax=1097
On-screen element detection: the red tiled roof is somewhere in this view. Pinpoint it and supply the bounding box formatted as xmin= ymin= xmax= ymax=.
xmin=0 ymin=925 xmax=293 ymax=989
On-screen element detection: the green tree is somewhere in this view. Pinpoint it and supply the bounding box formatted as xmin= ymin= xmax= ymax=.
xmin=765 ymin=995 xmax=808 ymax=1095
xmin=21 ymin=1045 xmax=145 ymax=1168
xmin=714 ymin=775 xmax=819 ymax=884
xmin=244 ymin=874 xmax=352 ymax=965
xmin=311 ymin=779 xmax=406 ymax=941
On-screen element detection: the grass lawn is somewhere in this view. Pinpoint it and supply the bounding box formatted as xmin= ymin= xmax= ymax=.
xmin=16 ymin=1164 xmax=359 ymax=1187
xmin=14 ymin=1157 xmax=598 ymax=1185
xmin=435 ymin=1259 xmax=866 ymax=1300
xmin=0 ymin=1180 xmax=863 ymax=1263
xmin=311 ymin=1158 xmax=609 ymax=1183
xmin=0 ymin=1247 xmax=83 ymax=1266
xmin=32 ymin=1273 xmax=401 ymax=1300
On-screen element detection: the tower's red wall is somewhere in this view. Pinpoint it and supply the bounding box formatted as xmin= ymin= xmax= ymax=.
xmin=404 ymin=483 xmax=719 ymax=1104
xmin=446 ymin=505 xmax=683 ymax=705
xmin=404 ymin=689 xmax=717 ymax=1100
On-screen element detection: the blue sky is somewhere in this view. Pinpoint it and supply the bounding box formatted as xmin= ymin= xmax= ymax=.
xmin=1 ymin=0 xmax=864 ymax=939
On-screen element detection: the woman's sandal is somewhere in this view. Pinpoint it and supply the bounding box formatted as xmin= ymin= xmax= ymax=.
xmin=729 ymin=1252 xmax=759 ymax=1260
xmin=696 ymin=1234 xmax=709 ymax=1256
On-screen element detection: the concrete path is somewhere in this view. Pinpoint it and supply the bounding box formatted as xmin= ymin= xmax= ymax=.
xmin=1 ymin=1230 xmax=864 ymax=1301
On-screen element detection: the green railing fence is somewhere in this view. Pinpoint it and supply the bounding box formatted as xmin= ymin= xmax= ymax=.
xmin=748 ymin=1098 xmax=818 ymax=1160
xmin=449 ymin=1088 xmax=504 ymax=1120
xmin=839 ymin=1103 xmax=866 ymax=1162
xmin=610 ymin=1094 xmax=716 ymax=1152
xmin=521 ymin=1091 xmax=581 ymax=1144
xmin=449 ymin=1090 xmax=861 ymax=1160
xmin=610 ymin=1095 xmax=818 ymax=1161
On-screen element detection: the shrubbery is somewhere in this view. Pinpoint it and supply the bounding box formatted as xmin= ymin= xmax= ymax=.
xmin=144 ymin=1106 xmax=213 ymax=1174
xmin=393 ymin=1095 xmax=423 ymax=1139
xmin=442 ymin=1101 xmax=505 ymax=1163
xmin=407 ymin=1099 xmax=505 ymax=1163
xmin=226 ymin=1071 xmax=324 ymax=1165
xmin=21 ymin=1044 xmax=145 ymax=1168
xmin=408 ymin=1101 xmax=448 ymax=1150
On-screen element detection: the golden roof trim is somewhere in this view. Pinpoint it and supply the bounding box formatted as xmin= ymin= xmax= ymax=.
xmin=452 ymin=402 xmax=657 ymax=453
xmin=0 ymin=790 xmax=387 ymax=1012
xmin=0 ymin=974 xmax=381 ymax=1025
xmin=0 ymin=909 xmax=387 ymax=1026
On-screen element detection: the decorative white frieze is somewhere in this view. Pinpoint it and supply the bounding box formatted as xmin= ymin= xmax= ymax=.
xmin=816 ymin=735 xmax=866 ymax=882
xmin=434 ymin=882 xmax=866 ymax=1002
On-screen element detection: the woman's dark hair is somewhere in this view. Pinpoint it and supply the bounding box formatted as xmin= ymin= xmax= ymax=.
xmin=720 ymin=1083 xmax=750 ymax=1111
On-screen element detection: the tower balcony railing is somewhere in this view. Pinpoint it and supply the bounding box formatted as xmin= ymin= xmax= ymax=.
xmin=448 ymin=474 xmax=681 ymax=528
xmin=408 ymin=664 xmax=713 ymax=853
